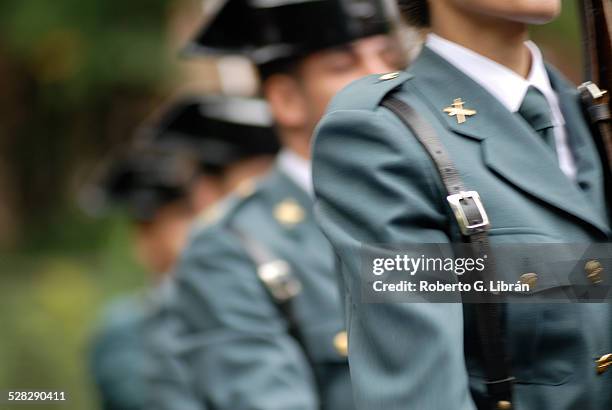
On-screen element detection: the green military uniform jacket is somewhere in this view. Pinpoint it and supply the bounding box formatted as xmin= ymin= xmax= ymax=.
xmin=93 ymin=287 xmax=203 ymax=410
xmin=312 ymin=46 xmax=612 ymax=409
xmin=145 ymin=281 xmax=205 ymax=410
xmin=153 ymin=165 xmax=353 ymax=410
xmin=90 ymin=293 xmax=152 ymax=410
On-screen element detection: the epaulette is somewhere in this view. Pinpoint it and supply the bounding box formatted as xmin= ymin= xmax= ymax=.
xmin=326 ymin=71 xmax=413 ymax=113
xmin=192 ymin=177 xmax=260 ymax=233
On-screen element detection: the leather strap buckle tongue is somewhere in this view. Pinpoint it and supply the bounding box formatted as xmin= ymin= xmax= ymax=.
xmin=579 ymin=81 xmax=611 ymax=124
xmin=580 ymin=81 xmax=608 ymax=100
xmin=446 ymin=191 xmax=490 ymax=236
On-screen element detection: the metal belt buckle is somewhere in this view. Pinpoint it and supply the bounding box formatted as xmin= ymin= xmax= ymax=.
xmin=446 ymin=191 xmax=490 ymax=236
xmin=257 ymin=260 xmax=302 ymax=302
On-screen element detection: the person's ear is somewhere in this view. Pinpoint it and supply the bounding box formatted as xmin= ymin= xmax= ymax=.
xmin=263 ymin=74 xmax=308 ymax=129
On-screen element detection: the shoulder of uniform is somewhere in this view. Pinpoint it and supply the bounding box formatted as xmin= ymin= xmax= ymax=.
xmin=95 ymin=293 xmax=147 ymax=331
xmin=191 ymin=177 xmax=262 ymax=234
xmin=326 ymin=71 xmax=413 ymax=113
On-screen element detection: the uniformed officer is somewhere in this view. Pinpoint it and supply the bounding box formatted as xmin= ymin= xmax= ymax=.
xmin=88 ymin=146 xmax=202 ymax=410
xmin=86 ymin=96 xmax=278 ymax=410
xmin=312 ymin=0 xmax=612 ymax=409
xmin=148 ymin=1 xmax=409 ymax=409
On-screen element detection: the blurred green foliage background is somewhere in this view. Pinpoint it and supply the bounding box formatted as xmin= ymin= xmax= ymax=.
xmin=0 ymin=0 xmax=200 ymax=408
xmin=0 ymin=0 xmax=175 ymax=248
xmin=0 ymin=0 xmax=586 ymax=409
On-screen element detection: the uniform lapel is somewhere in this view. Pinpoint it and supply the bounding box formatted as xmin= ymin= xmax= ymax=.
xmin=407 ymin=47 xmax=610 ymax=235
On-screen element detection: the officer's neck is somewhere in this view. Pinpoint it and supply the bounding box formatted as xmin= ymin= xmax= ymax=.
xmin=430 ymin=9 xmax=531 ymax=78
xmin=278 ymin=128 xmax=312 ymax=160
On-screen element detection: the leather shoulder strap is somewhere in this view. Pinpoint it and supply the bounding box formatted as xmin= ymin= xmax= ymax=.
xmin=381 ymin=95 xmax=515 ymax=410
xmin=579 ymin=82 xmax=612 ymax=220
xmin=227 ymin=226 xmax=319 ymax=367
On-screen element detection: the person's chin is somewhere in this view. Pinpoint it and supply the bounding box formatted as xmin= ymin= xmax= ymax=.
xmin=491 ymin=8 xmax=557 ymax=26
xmin=513 ymin=1 xmax=561 ymax=25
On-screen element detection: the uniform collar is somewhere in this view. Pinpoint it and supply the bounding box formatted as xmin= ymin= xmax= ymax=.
xmin=276 ymin=148 xmax=313 ymax=196
xmin=425 ymin=33 xmax=564 ymax=127
xmin=405 ymin=47 xmax=610 ymax=236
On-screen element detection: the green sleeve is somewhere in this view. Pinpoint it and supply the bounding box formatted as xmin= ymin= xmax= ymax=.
xmin=312 ymin=107 xmax=476 ymax=410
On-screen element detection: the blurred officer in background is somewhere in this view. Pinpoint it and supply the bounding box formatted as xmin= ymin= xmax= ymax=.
xmin=148 ymin=0 xmax=410 ymax=409
xmin=141 ymin=96 xmax=280 ymax=218
xmin=86 ymin=96 xmax=278 ymax=410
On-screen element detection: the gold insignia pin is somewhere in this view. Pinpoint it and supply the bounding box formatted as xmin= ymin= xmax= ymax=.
xmin=443 ymin=98 xmax=477 ymax=124
xmin=274 ymin=199 xmax=305 ymax=226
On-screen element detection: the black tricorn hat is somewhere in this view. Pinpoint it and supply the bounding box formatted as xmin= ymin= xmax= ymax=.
xmin=81 ymin=147 xmax=200 ymax=222
xmin=81 ymin=96 xmax=278 ymax=220
xmin=139 ymin=95 xmax=279 ymax=171
xmin=183 ymin=0 xmax=394 ymax=65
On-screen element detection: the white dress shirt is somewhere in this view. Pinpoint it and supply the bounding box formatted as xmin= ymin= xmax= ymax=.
xmin=426 ymin=33 xmax=577 ymax=180
xmin=277 ymin=148 xmax=313 ymax=196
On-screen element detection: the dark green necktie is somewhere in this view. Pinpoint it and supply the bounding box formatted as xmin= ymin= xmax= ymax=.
xmin=518 ymin=86 xmax=557 ymax=155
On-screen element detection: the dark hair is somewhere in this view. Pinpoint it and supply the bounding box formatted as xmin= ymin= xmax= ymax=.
xmin=398 ymin=0 xmax=430 ymax=28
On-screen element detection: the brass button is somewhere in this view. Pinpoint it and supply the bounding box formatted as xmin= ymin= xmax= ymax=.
xmin=585 ymin=260 xmax=604 ymax=284
xmin=333 ymin=331 xmax=348 ymax=357
xmin=519 ymin=273 xmax=538 ymax=291
xmin=596 ymin=353 xmax=612 ymax=375
xmin=273 ymin=199 xmax=305 ymax=226
xmin=496 ymin=401 xmax=512 ymax=410
xmin=379 ymin=72 xmax=399 ymax=81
